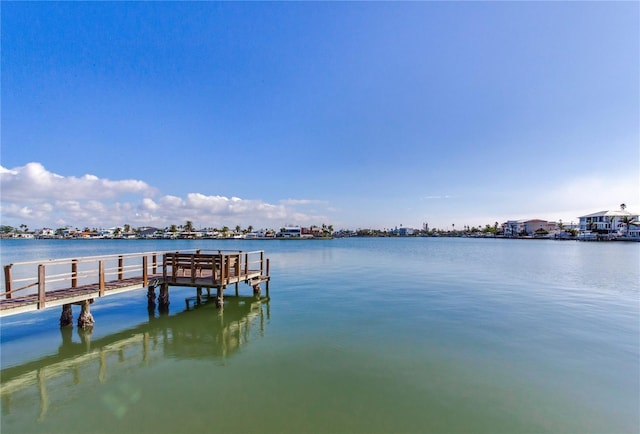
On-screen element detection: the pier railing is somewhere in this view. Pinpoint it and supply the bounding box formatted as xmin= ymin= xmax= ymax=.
xmin=1 ymin=251 xmax=165 ymax=300
xmin=1 ymin=249 xmax=270 ymax=301
xmin=164 ymin=249 xmax=267 ymax=284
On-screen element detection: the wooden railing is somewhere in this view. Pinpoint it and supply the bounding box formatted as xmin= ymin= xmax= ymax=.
xmin=1 ymin=250 xmax=269 ymax=301
xmin=163 ymin=250 xmax=267 ymax=286
xmin=1 ymin=251 xmax=164 ymax=301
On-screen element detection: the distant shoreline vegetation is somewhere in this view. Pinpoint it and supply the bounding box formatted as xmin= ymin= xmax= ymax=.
xmin=0 ymin=222 xmax=578 ymax=240
xmin=3 ymin=209 xmax=639 ymax=241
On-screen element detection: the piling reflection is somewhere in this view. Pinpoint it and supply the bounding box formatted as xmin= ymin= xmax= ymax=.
xmin=0 ymin=295 xmax=270 ymax=421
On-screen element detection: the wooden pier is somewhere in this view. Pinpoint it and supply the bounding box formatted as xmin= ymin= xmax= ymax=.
xmin=0 ymin=249 xmax=270 ymax=326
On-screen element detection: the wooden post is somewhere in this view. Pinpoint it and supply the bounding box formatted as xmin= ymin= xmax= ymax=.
xmin=244 ymin=252 xmax=249 ymax=276
xmin=162 ymin=254 xmax=167 ymax=281
xmin=152 ymin=254 xmax=157 ymax=274
xmin=233 ymin=254 xmax=242 ymax=278
xmin=266 ymin=258 xmax=270 ymax=296
xmin=118 ymin=256 xmax=124 ymax=280
xmin=99 ymin=261 xmax=105 ymax=296
xmin=260 ymin=251 xmax=264 ymax=275
xmin=216 ymin=287 xmax=224 ymax=309
xmin=147 ymin=284 xmax=156 ymax=307
xmin=158 ymin=282 xmax=169 ymax=309
xmin=171 ymin=254 xmax=177 ymax=283
xmin=60 ymin=304 xmax=73 ymax=327
xmin=71 ymin=259 xmax=78 ymax=288
xmin=78 ymin=299 xmax=94 ymax=328
xmin=37 ymin=264 xmax=46 ymax=309
xmin=143 ymin=256 xmax=148 ymax=286
xmin=4 ymin=264 xmax=12 ymax=299
xmin=221 ymin=255 xmax=226 ymax=285
xmin=190 ymin=255 xmax=196 ymax=283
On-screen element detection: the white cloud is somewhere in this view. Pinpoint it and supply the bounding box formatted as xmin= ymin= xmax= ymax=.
xmin=0 ymin=162 xmax=155 ymax=202
xmin=523 ymin=172 xmax=640 ymax=220
xmin=0 ymin=162 xmax=331 ymax=229
xmin=421 ymin=195 xmax=453 ymax=200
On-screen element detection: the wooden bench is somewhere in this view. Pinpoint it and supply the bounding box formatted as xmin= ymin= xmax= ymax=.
xmin=164 ymin=253 xmax=240 ymax=284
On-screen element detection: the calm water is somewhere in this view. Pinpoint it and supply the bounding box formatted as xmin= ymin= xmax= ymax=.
xmin=1 ymin=238 xmax=638 ymax=433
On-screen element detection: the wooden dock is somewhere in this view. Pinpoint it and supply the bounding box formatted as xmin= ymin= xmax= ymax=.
xmin=0 ymin=249 xmax=270 ymax=326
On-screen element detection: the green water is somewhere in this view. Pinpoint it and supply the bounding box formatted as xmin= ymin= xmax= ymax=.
xmin=1 ymin=238 xmax=638 ymax=433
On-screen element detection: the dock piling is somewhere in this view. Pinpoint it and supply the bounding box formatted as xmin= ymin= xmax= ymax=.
xmin=77 ymin=299 xmax=94 ymax=328
xmin=158 ymin=283 xmax=170 ymax=308
xmin=60 ymin=304 xmax=73 ymax=327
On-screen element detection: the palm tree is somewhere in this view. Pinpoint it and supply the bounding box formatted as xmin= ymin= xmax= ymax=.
xmin=607 ymin=215 xmax=615 ymax=237
xmin=621 ymin=216 xmax=632 ymax=237
xmin=185 ymin=220 xmax=194 ymax=233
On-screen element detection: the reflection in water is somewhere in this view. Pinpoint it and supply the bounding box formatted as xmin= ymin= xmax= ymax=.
xmin=0 ymin=296 xmax=270 ymax=421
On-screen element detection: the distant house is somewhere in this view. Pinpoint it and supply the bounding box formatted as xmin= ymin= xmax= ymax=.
xmin=97 ymin=229 xmax=115 ymax=238
xmin=37 ymin=228 xmax=56 ymax=238
xmin=399 ymin=227 xmax=415 ymax=236
xmin=278 ymin=227 xmax=302 ymax=238
xmin=137 ymin=227 xmax=159 ymax=238
xmin=578 ymin=208 xmax=640 ymax=239
xmin=503 ymin=219 xmax=557 ymax=237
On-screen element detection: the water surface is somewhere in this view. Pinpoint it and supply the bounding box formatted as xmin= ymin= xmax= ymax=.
xmin=1 ymin=238 xmax=638 ymax=433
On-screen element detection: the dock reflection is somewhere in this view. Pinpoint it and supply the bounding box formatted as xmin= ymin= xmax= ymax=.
xmin=0 ymin=295 xmax=270 ymax=420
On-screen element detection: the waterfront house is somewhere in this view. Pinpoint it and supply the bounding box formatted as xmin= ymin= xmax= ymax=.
xmin=36 ymin=228 xmax=56 ymax=238
xmin=399 ymin=227 xmax=415 ymax=236
xmin=278 ymin=226 xmax=302 ymax=238
xmin=502 ymin=219 xmax=558 ymax=237
xmin=578 ymin=208 xmax=640 ymax=239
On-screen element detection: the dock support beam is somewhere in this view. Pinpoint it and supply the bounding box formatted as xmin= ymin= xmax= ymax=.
xmin=147 ymin=285 xmax=156 ymax=307
xmin=60 ymin=304 xmax=73 ymax=327
xmin=158 ymin=283 xmax=170 ymax=310
xmin=216 ymin=288 xmax=224 ymax=308
xmin=77 ymin=299 xmax=94 ymax=328
xmin=266 ymin=258 xmax=270 ymax=297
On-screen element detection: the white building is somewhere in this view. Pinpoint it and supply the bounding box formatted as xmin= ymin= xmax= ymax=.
xmin=278 ymin=226 xmax=302 ymax=238
xmin=37 ymin=228 xmax=56 ymax=238
xmin=502 ymin=219 xmax=558 ymax=237
xmin=578 ymin=208 xmax=640 ymax=239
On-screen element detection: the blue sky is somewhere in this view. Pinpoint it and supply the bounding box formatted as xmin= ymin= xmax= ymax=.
xmin=1 ymin=1 xmax=638 ymax=231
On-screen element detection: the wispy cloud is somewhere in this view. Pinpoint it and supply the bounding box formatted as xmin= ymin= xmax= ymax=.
xmin=0 ymin=162 xmax=331 ymax=229
xmin=421 ymin=195 xmax=453 ymax=200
